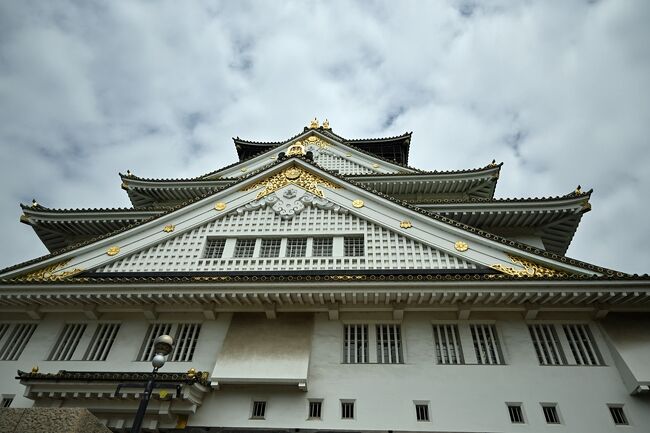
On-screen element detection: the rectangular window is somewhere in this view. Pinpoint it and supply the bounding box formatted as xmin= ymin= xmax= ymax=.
xmin=344 ymin=236 xmax=364 ymax=256
xmin=376 ymin=324 xmax=404 ymax=364
xmin=343 ymin=324 xmax=368 ymax=363
xmin=48 ymin=323 xmax=87 ymax=361
xmin=507 ymin=404 xmax=525 ymax=423
xmin=0 ymin=323 xmax=37 ymax=361
xmin=286 ymin=238 xmax=307 ymax=257
xmin=233 ymin=239 xmax=256 ymax=258
xmin=138 ymin=323 xmax=173 ymax=361
xmin=312 ymin=237 xmax=333 ymax=257
xmin=528 ymin=324 xmax=567 ymax=365
xmin=251 ymin=401 xmax=266 ymax=419
xmin=308 ymin=400 xmax=322 ymax=419
xmin=170 ymin=323 xmax=201 ymax=362
xmin=1 ymin=397 xmax=13 ymax=408
xmin=415 ymin=403 xmax=430 ymax=421
xmin=259 ymin=239 xmax=281 ymax=258
xmin=609 ymin=405 xmax=628 ymax=425
xmin=433 ymin=324 xmax=464 ymax=364
xmin=341 ymin=401 xmax=355 ymax=419
xmin=470 ymin=324 xmax=504 ymax=365
xmin=83 ymin=323 xmax=120 ymax=361
xmin=542 ymin=404 xmax=560 ymax=424
xmin=203 ymin=239 xmax=226 ymax=259
xmin=563 ymin=324 xmax=603 ymax=366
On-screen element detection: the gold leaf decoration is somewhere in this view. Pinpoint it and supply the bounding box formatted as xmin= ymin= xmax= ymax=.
xmin=106 ymin=246 xmax=121 ymax=256
xmin=18 ymin=259 xmax=83 ymax=282
xmin=491 ymin=254 xmax=568 ymax=278
xmin=352 ymin=199 xmax=364 ymax=208
xmin=454 ymin=241 xmax=469 ymax=252
xmin=242 ymin=165 xmax=340 ymax=199
xmin=304 ymin=135 xmax=329 ymax=149
xmin=400 ymin=220 xmax=413 ymax=229
xmin=163 ymin=224 xmax=175 ymax=233
xmin=372 ymin=163 xmax=380 ymax=169
xmin=214 ymin=202 xmax=227 ymax=211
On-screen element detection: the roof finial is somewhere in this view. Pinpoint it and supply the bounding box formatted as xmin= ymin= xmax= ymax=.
xmin=322 ymin=118 xmax=330 ymax=129
xmin=309 ymin=117 xmax=319 ymax=129
xmin=488 ymin=159 xmax=497 ymax=167
xmin=31 ymin=199 xmax=38 ymax=208
xmin=126 ymin=169 xmax=132 ymax=176
xmin=575 ymin=185 xmax=582 ymax=194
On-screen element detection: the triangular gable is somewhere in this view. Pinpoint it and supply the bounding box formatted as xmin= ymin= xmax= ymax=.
xmin=207 ymin=130 xmax=413 ymax=179
xmin=2 ymin=158 xmax=602 ymax=281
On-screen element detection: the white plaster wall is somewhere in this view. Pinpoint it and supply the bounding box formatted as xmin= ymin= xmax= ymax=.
xmin=1 ymin=311 xmax=649 ymax=432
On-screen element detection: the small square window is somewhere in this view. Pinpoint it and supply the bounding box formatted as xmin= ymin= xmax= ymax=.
xmin=609 ymin=405 xmax=628 ymax=425
xmin=415 ymin=403 xmax=430 ymax=421
xmin=233 ymin=239 xmax=256 ymax=258
xmin=260 ymin=239 xmax=281 ymax=258
xmin=286 ymin=238 xmax=307 ymax=257
xmin=203 ymin=239 xmax=226 ymax=259
xmin=542 ymin=404 xmax=560 ymax=424
xmin=251 ymin=400 xmax=266 ymax=419
xmin=308 ymin=400 xmax=322 ymax=419
xmin=344 ymin=236 xmax=364 ymax=256
xmin=341 ymin=400 xmax=355 ymax=419
xmin=312 ymin=237 xmax=333 ymax=256
xmin=507 ymin=404 xmax=525 ymax=424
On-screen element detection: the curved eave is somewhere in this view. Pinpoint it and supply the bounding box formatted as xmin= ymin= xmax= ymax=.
xmin=121 ymin=177 xmax=229 ymax=208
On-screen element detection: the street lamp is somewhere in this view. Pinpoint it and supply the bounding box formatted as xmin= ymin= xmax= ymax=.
xmin=131 ymin=335 xmax=174 ymax=433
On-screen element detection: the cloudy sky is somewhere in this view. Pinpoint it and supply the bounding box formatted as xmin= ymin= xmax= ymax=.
xmin=1 ymin=0 xmax=649 ymax=273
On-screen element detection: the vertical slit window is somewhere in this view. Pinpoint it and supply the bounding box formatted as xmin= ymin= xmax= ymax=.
xmin=312 ymin=238 xmax=333 ymax=256
xmin=344 ymin=236 xmax=365 ymax=256
xmin=343 ymin=324 xmax=368 ymax=363
xmin=528 ymin=324 xmax=566 ymax=365
xmin=203 ymin=239 xmax=226 ymax=258
xmin=542 ymin=405 xmax=560 ymax=424
xmin=84 ymin=323 xmax=120 ymax=361
xmin=1 ymin=397 xmax=13 ymax=408
xmin=308 ymin=400 xmax=322 ymax=419
xmin=171 ymin=323 xmax=201 ymax=362
xmin=286 ymin=238 xmax=307 ymax=257
xmin=0 ymin=324 xmax=37 ymax=361
xmin=138 ymin=323 xmax=173 ymax=361
xmin=609 ymin=406 xmax=628 ymax=425
xmin=415 ymin=404 xmax=430 ymax=421
xmin=562 ymin=324 xmax=603 ymax=366
xmin=259 ymin=239 xmax=281 ymax=258
xmin=508 ymin=404 xmax=525 ymax=423
xmin=341 ymin=401 xmax=355 ymax=419
xmin=251 ymin=401 xmax=266 ymax=419
xmin=376 ymin=324 xmax=403 ymax=364
xmin=433 ymin=324 xmax=464 ymax=364
xmin=470 ymin=324 xmax=504 ymax=365
xmin=233 ymin=239 xmax=256 ymax=258
xmin=48 ymin=324 xmax=87 ymax=361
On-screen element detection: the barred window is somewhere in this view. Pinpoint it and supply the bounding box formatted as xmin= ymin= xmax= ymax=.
xmin=286 ymin=238 xmax=307 ymax=257
xmin=312 ymin=237 xmax=333 ymax=256
xmin=1 ymin=397 xmax=13 ymax=408
xmin=343 ymin=324 xmax=368 ymax=363
xmin=376 ymin=324 xmax=404 ymax=364
xmin=542 ymin=404 xmax=560 ymax=424
xmin=470 ymin=324 xmax=504 ymax=365
xmin=0 ymin=323 xmax=38 ymax=361
xmin=609 ymin=405 xmax=628 ymax=425
xmin=415 ymin=403 xmax=430 ymax=421
xmin=251 ymin=401 xmax=266 ymax=419
xmin=433 ymin=324 xmax=464 ymax=364
xmin=203 ymin=239 xmax=226 ymax=259
xmin=528 ymin=324 xmax=566 ymax=365
xmin=562 ymin=324 xmax=603 ymax=366
xmin=344 ymin=236 xmax=364 ymax=256
xmin=84 ymin=323 xmax=121 ymax=361
xmin=341 ymin=400 xmax=355 ymax=419
xmin=508 ymin=404 xmax=525 ymax=423
xmin=138 ymin=323 xmax=173 ymax=361
xmin=233 ymin=239 xmax=256 ymax=258
xmin=170 ymin=323 xmax=201 ymax=362
xmin=48 ymin=323 xmax=87 ymax=361
xmin=259 ymin=239 xmax=281 ymax=258
xmin=308 ymin=400 xmax=323 ymax=419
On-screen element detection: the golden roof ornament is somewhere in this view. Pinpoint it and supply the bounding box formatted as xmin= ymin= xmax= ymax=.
xmin=454 ymin=241 xmax=469 ymax=252
xmin=575 ymin=185 xmax=582 ymax=194
xmin=488 ymin=159 xmax=497 ymax=167
xmin=322 ymin=118 xmax=330 ymax=129
xmin=31 ymin=365 xmax=39 ymax=373
xmin=31 ymin=199 xmax=38 ymax=208
xmin=126 ymin=169 xmax=132 ymax=176
xmin=287 ymin=142 xmax=306 ymax=156
xmin=309 ymin=118 xmax=319 ymax=129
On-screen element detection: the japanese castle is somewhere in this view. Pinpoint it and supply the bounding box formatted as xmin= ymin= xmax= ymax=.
xmin=1 ymin=119 xmax=649 ymax=432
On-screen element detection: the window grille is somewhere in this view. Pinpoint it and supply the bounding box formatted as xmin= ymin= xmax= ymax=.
xmin=415 ymin=403 xmax=430 ymax=421
xmin=0 ymin=324 xmax=37 ymax=361
xmin=170 ymin=323 xmax=201 ymax=362
xmin=0 ymin=324 xmax=9 ymax=342
xmin=470 ymin=324 xmax=504 ymax=365
xmin=83 ymin=323 xmax=120 ymax=361
xmin=376 ymin=324 xmax=404 ymax=364
xmin=343 ymin=324 xmax=368 ymax=363
xmin=312 ymin=237 xmax=333 ymax=256
xmin=542 ymin=404 xmax=560 ymax=424
xmin=233 ymin=239 xmax=256 ymax=258
xmin=138 ymin=323 xmax=173 ymax=361
xmin=609 ymin=406 xmax=628 ymax=425
xmin=507 ymin=404 xmax=525 ymax=423
xmin=49 ymin=324 xmax=87 ymax=361
xmin=1 ymin=397 xmax=13 ymax=408
xmin=562 ymin=324 xmax=603 ymax=366
xmin=203 ymin=239 xmax=226 ymax=258
xmin=308 ymin=400 xmax=322 ymax=419
xmin=251 ymin=401 xmax=266 ymax=419
xmin=259 ymin=239 xmax=281 ymax=258
xmin=432 ymin=324 xmax=464 ymax=364
xmin=344 ymin=236 xmax=364 ymax=256
xmin=341 ymin=401 xmax=355 ymax=419
xmin=528 ymin=324 xmax=566 ymax=365
xmin=286 ymin=238 xmax=307 ymax=257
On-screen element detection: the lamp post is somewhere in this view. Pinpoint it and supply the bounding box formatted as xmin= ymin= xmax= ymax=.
xmin=131 ymin=335 xmax=174 ymax=433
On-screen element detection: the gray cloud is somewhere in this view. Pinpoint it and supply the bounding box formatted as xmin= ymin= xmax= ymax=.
xmin=1 ymin=0 xmax=649 ymax=273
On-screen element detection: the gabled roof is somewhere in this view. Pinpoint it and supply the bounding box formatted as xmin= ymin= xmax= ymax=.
xmin=1 ymin=154 xmax=621 ymax=280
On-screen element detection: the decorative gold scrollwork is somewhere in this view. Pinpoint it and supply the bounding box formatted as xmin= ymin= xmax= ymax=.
xmin=491 ymin=254 xmax=568 ymax=278
xmin=17 ymin=259 xmax=83 ymax=282
xmin=242 ymin=166 xmax=340 ymax=199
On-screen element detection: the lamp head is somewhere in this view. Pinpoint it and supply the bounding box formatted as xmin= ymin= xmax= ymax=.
xmin=153 ymin=334 xmax=174 ymax=356
xmin=152 ymin=353 xmax=166 ymax=369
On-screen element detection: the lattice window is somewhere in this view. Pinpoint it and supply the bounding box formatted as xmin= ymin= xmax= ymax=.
xmin=138 ymin=323 xmax=173 ymax=361
xmin=376 ymin=324 xmax=403 ymax=364
xmin=203 ymin=239 xmax=226 ymax=258
xmin=343 ymin=324 xmax=368 ymax=363
xmin=312 ymin=237 xmax=333 ymax=256
xmin=170 ymin=323 xmax=201 ymax=362
xmin=0 ymin=323 xmax=38 ymax=361
xmin=542 ymin=404 xmax=560 ymax=424
xmin=562 ymin=324 xmax=603 ymax=366
xmin=259 ymin=239 xmax=281 ymax=258
xmin=286 ymin=238 xmax=307 ymax=257
xmin=344 ymin=236 xmax=364 ymax=256
xmin=233 ymin=239 xmax=256 ymax=258
xmin=508 ymin=404 xmax=525 ymax=423
xmin=84 ymin=323 xmax=120 ymax=361
xmin=48 ymin=323 xmax=87 ymax=361
xmin=308 ymin=400 xmax=323 ymax=419
xmin=251 ymin=401 xmax=266 ymax=419
xmin=433 ymin=324 xmax=464 ymax=364
xmin=609 ymin=405 xmax=628 ymax=425
xmin=528 ymin=324 xmax=566 ymax=365
xmin=314 ymin=151 xmax=375 ymax=175
xmin=341 ymin=400 xmax=355 ymax=419
xmin=470 ymin=324 xmax=504 ymax=365
xmin=415 ymin=403 xmax=430 ymax=421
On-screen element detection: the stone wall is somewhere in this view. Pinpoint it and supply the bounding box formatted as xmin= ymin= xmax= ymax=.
xmin=0 ymin=408 xmax=110 ymax=433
